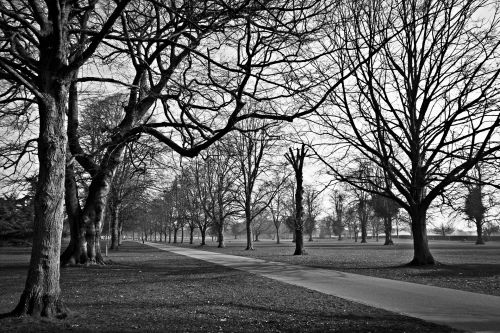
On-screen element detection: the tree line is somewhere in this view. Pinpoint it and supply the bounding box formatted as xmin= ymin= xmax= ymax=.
xmin=1 ymin=0 xmax=500 ymax=319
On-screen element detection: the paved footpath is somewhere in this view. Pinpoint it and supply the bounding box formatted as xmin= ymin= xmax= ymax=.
xmin=144 ymin=242 xmax=500 ymax=333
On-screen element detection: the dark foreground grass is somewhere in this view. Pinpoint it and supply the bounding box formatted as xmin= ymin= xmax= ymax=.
xmin=171 ymin=238 xmax=500 ymax=296
xmin=0 ymin=242 xmax=459 ymax=333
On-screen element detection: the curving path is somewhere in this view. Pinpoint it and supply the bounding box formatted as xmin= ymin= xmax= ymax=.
xmin=144 ymin=242 xmax=500 ymax=333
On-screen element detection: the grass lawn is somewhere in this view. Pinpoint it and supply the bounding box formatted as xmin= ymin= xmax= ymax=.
xmin=170 ymin=237 xmax=500 ymax=296
xmin=0 ymin=242 xmax=459 ymax=332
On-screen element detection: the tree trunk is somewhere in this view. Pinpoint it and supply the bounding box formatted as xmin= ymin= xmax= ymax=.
xmin=308 ymin=232 xmax=313 ymax=242
xmin=62 ymin=161 xmax=121 ymax=265
xmin=294 ymin=229 xmax=304 ymax=255
xmin=118 ymin=218 xmax=123 ymax=246
xmin=189 ymin=226 xmax=194 ymax=244
xmin=110 ymin=205 xmax=120 ymax=250
xmin=181 ymin=226 xmax=184 ymax=243
xmin=200 ymin=226 xmax=206 ymax=245
xmin=217 ymin=224 xmax=225 ymax=248
xmin=61 ymin=151 xmax=88 ymax=266
xmin=173 ymin=228 xmax=178 ymax=243
xmin=294 ymin=164 xmax=305 ymax=255
xmin=360 ymin=220 xmax=367 ymax=243
xmin=245 ymin=204 xmax=254 ymax=250
xmin=275 ymin=226 xmax=280 ymax=244
xmin=86 ymin=221 xmax=105 ymax=265
xmin=476 ymin=220 xmax=485 ymax=245
xmin=409 ymin=209 xmax=435 ymax=266
xmin=10 ymin=85 xmax=68 ymax=318
xmin=384 ymin=217 xmax=394 ymax=245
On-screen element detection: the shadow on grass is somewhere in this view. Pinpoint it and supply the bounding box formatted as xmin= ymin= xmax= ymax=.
xmin=0 ymin=241 xmax=461 ymax=332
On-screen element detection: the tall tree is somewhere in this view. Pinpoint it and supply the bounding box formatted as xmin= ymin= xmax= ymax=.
xmin=266 ymin=172 xmax=291 ymax=244
xmin=285 ymin=144 xmax=308 ymax=255
xmin=370 ymin=170 xmax=400 ymax=245
xmin=197 ymin=143 xmax=240 ymax=248
xmin=0 ymin=1 xmax=130 ymax=317
xmin=230 ymin=121 xmax=275 ymax=250
xmin=313 ymin=0 xmax=500 ymax=265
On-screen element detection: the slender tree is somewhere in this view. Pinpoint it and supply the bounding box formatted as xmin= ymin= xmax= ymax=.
xmin=285 ymin=144 xmax=308 ymax=255
xmin=267 ymin=173 xmax=291 ymax=244
xmin=304 ymin=186 xmax=321 ymax=241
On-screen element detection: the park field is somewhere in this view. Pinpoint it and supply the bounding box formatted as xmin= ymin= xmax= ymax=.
xmin=0 ymin=241 xmax=460 ymax=332
xmin=172 ymin=237 xmax=500 ymax=296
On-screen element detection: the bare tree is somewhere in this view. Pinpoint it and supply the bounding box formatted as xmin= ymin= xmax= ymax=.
xmin=344 ymin=205 xmax=359 ymax=242
xmin=196 ymin=143 xmax=240 ymax=248
xmin=313 ymin=0 xmax=500 ymax=265
xmin=304 ymin=186 xmax=321 ymax=241
xmin=229 ymin=120 xmax=277 ymax=250
xmin=370 ymin=169 xmax=400 ymax=245
xmin=0 ymin=1 xmax=131 ymax=317
xmin=431 ymin=221 xmax=456 ymax=238
xmin=331 ymin=190 xmax=346 ymax=240
xmin=266 ymin=171 xmax=292 ymax=244
xmin=285 ymin=144 xmax=308 ymax=255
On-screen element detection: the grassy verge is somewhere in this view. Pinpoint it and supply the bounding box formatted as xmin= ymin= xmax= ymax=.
xmin=0 ymin=242 xmax=459 ymax=332
xmin=167 ymin=238 xmax=500 ymax=296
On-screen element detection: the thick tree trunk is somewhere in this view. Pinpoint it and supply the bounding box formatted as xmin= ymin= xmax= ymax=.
xmin=275 ymin=226 xmax=280 ymax=244
xmin=217 ymin=224 xmax=225 ymax=248
xmin=409 ymin=209 xmax=435 ymax=266
xmin=308 ymin=233 xmax=313 ymax=242
xmin=294 ymin=229 xmax=304 ymax=255
xmin=384 ymin=217 xmax=394 ymax=245
xmin=294 ymin=174 xmax=305 ymax=255
xmin=200 ymin=226 xmax=206 ymax=245
xmin=61 ymin=152 xmax=88 ymax=265
xmin=62 ymin=163 xmax=121 ymax=264
xmin=360 ymin=220 xmax=367 ymax=243
xmin=10 ymin=86 xmax=68 ymax=317
xmin=173 ymin=228 xmax=178 ymax=243
xmin=168 ymin=229 xmax=172 ymax=243
xmin=476 ymin=220 xmax=485 ymax=245
xmin=189 ymin=226 xmax=194 ymax=244
xmin=86 ymin=221 xmax=105 ymax=265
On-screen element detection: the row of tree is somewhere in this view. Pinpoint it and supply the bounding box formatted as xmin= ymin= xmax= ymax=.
xmin=2 ymin=0 xmax=500 ymax=320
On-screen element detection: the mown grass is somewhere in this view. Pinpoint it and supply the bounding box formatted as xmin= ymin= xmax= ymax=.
xmin=171 ymin=237 xmax=500 ymax=296
xmin=0 ymin=242 xmax=459 ymax=332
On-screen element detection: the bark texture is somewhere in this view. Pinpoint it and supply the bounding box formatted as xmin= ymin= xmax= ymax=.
xmin=408 ymin=210 xmax=435 ymax=265
xmin=384 ymin=217 xmax=394 ymax=245
xmin=12 ymin=82 xmax=69 ymax=317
